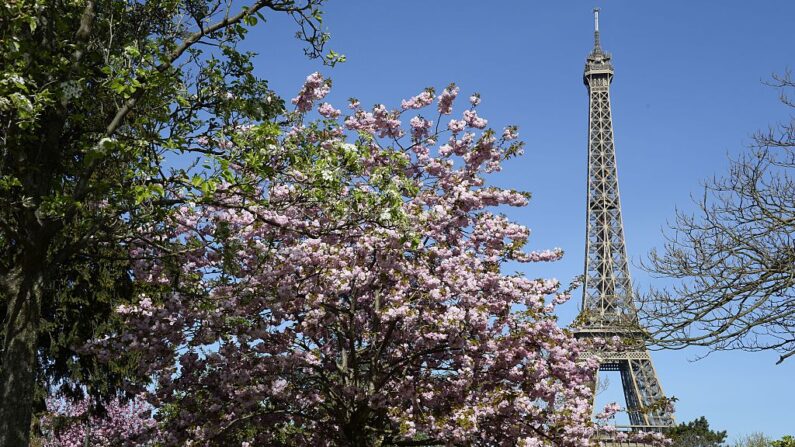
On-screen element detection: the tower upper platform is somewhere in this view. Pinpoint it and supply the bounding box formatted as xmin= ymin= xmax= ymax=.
xmin=584 ymin=8 xmax=614 ymax=84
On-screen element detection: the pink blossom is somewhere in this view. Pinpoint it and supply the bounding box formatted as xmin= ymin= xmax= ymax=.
xmin=437 ymin=83 xmax=459 ymax=114
xmin=596 ymin=402 xmax=622 ymax=420
xmin=463 ymin=109 xmax=488 ymax=129
xmin=401 ymin=89 xmax=435 ymax=110
xmin=318 ymin=102 xmax=341 ymax=118
xmin=271 ymin=378 xmax=288 ymax=395
xmin=448 ymin=119 xmax=466 ymax=133
xmin=409 ymin=116 xmax=432 ymax=140
xmin=40 ymin=396 xmax=156 ymax=447
xmin=291 ymin=72 xmax=331 ymax=113
xmin=503 ymin=125 xmax=519 ymax=140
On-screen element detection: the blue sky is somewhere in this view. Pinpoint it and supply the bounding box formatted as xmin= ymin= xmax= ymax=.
xmin=243 ymin=1 xmax=795 ymax=439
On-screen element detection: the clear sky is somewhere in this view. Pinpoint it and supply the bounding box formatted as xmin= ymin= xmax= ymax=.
xmin=244 ymin=1 xmax=795 ymax=439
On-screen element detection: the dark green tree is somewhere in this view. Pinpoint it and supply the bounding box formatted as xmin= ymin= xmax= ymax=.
xmin=772 ymin=435 xmax=795 ymax=447
xmin=668 ymin=416 xmax=728 ymax=447
xmin=0 ymin=0 xmax=339 ymax=444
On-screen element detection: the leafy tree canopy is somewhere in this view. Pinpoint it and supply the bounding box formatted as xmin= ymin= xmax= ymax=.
xmin=668 ymin=416 xmax=728 ymax=447
xmin=772 ymin=435 xmax=795 ymax=447
xmin=0 ymin=0 xmax=337 ymax=444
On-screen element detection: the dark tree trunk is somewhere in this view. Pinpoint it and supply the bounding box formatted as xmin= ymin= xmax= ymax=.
xmin=0 ymin=105 xmax=64 ymax=446
xmin=0 ymin=264 xmax=43 ymax=447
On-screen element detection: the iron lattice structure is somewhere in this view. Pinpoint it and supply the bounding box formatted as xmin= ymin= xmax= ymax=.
xmin=571 ymin=9 xmax=674 ymax=430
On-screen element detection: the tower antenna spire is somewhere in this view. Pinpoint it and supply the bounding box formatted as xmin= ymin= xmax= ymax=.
xmin=593 ymin=7 xmax=601 ymax=50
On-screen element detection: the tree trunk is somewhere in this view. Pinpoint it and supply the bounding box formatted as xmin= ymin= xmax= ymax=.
xmin=0 ymin=265 xmax=43 ymax=447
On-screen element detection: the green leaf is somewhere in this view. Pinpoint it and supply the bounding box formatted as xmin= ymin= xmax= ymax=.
xmin=108 ymin=78 xmax=126 ymax=95
xmin=151 ymin=184 xmax=165 ymax=197
xmin=124 ymin=45 xmax=141 ymax=58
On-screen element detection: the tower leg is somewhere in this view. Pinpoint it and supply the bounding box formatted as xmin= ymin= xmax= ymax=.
xmin=617 ymin=357 xmax=674 ymax=429
xmin=618 ymin=360 xmax=646 ymax=426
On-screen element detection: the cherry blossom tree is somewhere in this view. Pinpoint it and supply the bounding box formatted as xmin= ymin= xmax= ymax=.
xmin=100 ymin=74 xmax=660 ymax=446
xmin=37 ymin=396 xmax=156 ymax=447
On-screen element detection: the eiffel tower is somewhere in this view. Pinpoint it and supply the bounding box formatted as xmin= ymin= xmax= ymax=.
xmin=571 ymin=9 xmax=674 ymax=430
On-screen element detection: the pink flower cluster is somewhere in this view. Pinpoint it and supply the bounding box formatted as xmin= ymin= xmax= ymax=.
xmin=39 ymin=396 xmax=156 ymax=447
xmin=595 ymin=402 xmax=622 ymax=420
xmin=463 ymin=109 xmax=488 ymax=129
xmin=401 ymin=88 xmax=435 ymax=110
xmin=344 ymin=103 xmax=404 ymax=139
xmin=291 ymin=72 xmax=330 ymax=112
xmin=503 ymin=125 xmax=519 ymax=140
xmin=437 ymin=83 xmax=459 ymax=114
xmin=317 ymin=102 xmax=341 ymax=118
xmin=409 ymin=115 xmax=432 ymax=140
xmin=448 ymin=119 xmax=466 ymax=133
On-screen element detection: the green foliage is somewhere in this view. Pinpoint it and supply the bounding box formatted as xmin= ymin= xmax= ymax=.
xmin=772 ymin=436 xmax=795 ymax=447
xmin=668 ymin=416 xmax=728 ymax=447
xmin=0 ymin=0 xmax=339 ymax=442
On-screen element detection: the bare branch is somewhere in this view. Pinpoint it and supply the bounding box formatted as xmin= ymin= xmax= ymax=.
xmin=638 ymin=74 xmax=795 ymax=363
